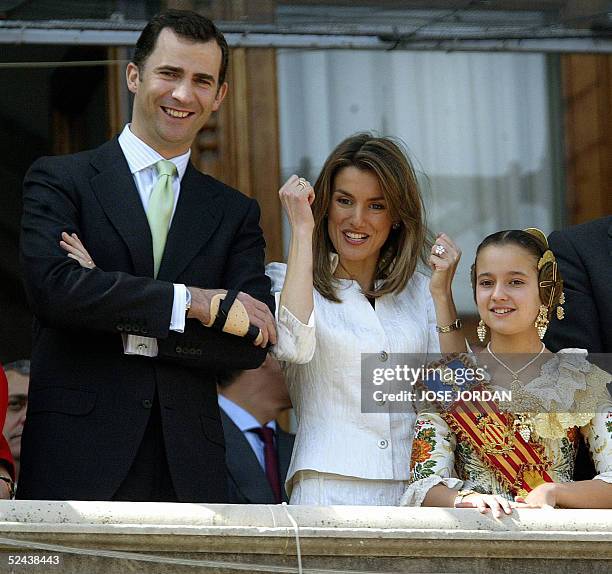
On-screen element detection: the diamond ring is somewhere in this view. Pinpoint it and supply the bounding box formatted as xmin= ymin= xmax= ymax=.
xmin=434 ymin=244 xmax=446 ymax=256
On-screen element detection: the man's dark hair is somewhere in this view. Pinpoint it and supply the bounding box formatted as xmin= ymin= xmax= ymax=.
xmin=132 ymin=9 xmax=229 ymax=87
xmin=3 ymin=360 xmax=30 ymax=377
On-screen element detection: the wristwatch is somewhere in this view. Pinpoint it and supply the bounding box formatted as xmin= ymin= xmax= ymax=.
xmin=185 ymin=287 xmax=192 ymax=315
xmin=436 ymin=318 xmax=463 ymax=333
xmin=454 ymin=488 xmax=476 ymax=507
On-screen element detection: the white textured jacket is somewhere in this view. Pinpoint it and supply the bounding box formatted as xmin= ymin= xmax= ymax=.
xmin=267 ymin=260 xmax=440 ymax=493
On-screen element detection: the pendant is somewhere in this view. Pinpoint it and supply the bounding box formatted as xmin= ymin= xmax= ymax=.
xmin=513 ymin=416 xmax=531 ymax=442
xmin=518 ymin=426 xmax=531 ymax=442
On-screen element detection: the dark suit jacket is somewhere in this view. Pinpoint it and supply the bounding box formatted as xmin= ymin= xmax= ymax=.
xmin=17 ymin=138 xmax=273 ymax=502
xmin=545 ymin=216 xmax=612 ymax=353
xmin=220 ymin=409 xmax=294 ymax=504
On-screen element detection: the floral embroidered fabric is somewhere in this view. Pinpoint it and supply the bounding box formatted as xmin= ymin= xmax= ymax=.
xmin=400 ymin=350 xmax=612 ymax=506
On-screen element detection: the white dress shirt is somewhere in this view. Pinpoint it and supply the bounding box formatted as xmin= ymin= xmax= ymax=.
xmin=267 ymin=257 xmax=440 ymax=502
xmin=218 ymin=394 xmax=277 ymax=471
xmin=117 ymin=124 xmax=190 ymax=357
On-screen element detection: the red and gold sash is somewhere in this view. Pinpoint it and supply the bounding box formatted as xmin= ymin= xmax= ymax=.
xmin=442 ymin=384 xmax=554 ymax=497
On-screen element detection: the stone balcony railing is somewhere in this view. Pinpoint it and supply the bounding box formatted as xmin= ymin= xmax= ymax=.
xmin=0 ymin=501 xmax=611 ymax=573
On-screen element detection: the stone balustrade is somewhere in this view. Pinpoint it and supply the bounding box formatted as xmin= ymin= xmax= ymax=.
xmin=0 ymin=501 xmax=610 ymax=573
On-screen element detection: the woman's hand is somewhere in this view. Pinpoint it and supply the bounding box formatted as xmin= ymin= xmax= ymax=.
xmin=515 ymin=483 xmax=557 ymax=509
xmin=60 ymin=232 xmax=96 ymax=269
xmin=458 ymin=493 xmax=518 ymax=518
xmin=278 ymin=175 xmax=315 ymax=235
xmin=429 ymin=232 xmax=461 ymax=299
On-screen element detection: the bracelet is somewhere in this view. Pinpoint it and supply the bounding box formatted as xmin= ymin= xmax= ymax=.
xmin=436 ymin=318 xmax=463 ymax=333
xmin=0 ymin=476 xmax=15 ymax=499
xmin=453 ymin=488 xmax=476 ymax=507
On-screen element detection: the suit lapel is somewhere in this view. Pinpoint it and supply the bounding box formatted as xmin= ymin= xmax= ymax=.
xmin=158 ymin=163 xmax=221 ymax=281
xmin=220 ymin=410 xmax=275 ymax=504
xmin=90 ymin=139 xmax=154 ymax=277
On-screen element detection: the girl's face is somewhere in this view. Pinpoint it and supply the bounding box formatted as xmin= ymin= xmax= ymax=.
xmin=475 ymin=243 xmax=542 ymax=338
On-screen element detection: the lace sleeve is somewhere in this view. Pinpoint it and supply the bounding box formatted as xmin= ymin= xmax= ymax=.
xmin=400 ymin=412 xmax=462 ymax=506
xmin=582 ymin=398 xmax=612 ymax=484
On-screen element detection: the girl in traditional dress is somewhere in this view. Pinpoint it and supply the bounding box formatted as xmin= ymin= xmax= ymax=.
xmin=401 ymin=228 xmax=612 ymax=515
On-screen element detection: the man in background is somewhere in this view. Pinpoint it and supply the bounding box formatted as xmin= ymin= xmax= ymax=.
xmin=545 ymin=216 xmax=612 ymax=353
xmin=2 ymin=360 xmax=29 ymax=480
xmin=218 ymin=356 xmax=294 ymax=504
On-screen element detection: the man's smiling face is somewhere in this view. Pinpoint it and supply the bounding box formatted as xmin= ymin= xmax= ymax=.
xmin=126 ymin=27 xmax=227 ymax=158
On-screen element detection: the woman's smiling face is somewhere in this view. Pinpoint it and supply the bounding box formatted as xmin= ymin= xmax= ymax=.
xmin=327 ymin=166 xmax=394 ymax=273
xmin=475 ymin=243 xmax=542 ymax=338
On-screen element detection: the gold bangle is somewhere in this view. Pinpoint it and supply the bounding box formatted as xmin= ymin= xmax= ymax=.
xmin=436 ymin=318 xmax=463 ymax=333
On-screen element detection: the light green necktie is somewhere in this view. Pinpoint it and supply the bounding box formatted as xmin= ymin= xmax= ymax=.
xmin=147 ymin=160 xmax=177 ymax=277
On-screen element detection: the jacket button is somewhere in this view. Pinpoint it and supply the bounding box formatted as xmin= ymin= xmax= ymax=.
xmin=142 ymin=399 xmax=153 ymax=409
xmin=116 ymin=324 xmax=124 ymax=332
xmin=379 ymin=351 xmax=388 ymax=362
xmin=141 ymin=328 xmax=149 ymax=335
xmin=377 ymin=439 xmax=389 ymax=449
xmin=176 ymin=346 xmax=183 ymax=354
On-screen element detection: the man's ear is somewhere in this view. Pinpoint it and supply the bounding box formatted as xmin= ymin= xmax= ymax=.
xmin=126 ymin=62 xmax=140 ymax=94
xmin=212 ymin=82 xmax=228 ymax=112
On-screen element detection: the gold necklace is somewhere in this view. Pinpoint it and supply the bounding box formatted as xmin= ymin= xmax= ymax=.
xmin=486 ymin=342 xmax=546 ymax=442
xmin=486 ymin=342 xmax=545 ymax=385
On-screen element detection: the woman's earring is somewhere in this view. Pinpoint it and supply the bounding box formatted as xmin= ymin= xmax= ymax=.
xmin=477 ymin=320 xmax=487 ymax=343
xmin=557 ymin=291 xmax=565 ymax=320
xmin=535 ymin=304 xmax=549 ymax=339
xmin=392 ymin=222 xmax=400 ymax=230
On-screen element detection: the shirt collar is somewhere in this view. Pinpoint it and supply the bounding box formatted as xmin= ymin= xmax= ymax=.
xmin=218 ymin=394 xmax=277 ymax=433
xmin=118 ymin=124 xmax=191 ymax=180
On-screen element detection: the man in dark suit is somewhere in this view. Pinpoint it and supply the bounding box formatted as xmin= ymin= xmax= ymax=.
xmin=17 ymin=10 xmax=275 ymax=502
xmin=544 ymin=215 xmax=612 ymax=482
xmin=218 ymin=356 xmax=294 ymax=504
xmin=545 ymin=216 xmax=612 ymax=353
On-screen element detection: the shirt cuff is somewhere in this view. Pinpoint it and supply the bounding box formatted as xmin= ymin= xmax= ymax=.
xmin=170 ymin=283 xmax=187 ymax=333
xmin=270 ymin=293 xmax=316 ymax=364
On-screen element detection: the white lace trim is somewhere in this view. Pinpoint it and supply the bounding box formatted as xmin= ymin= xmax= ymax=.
xmin=593 ymin=472 xmax=612 ymax=485
xmin=522 ymin=349 xmax=590 ymax=411
xmin=399 ymin=476 xmax=462 ymax=507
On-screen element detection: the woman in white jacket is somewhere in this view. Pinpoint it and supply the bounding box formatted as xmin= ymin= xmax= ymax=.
xmin=269 ymin=133 xmax=461 ymax=505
